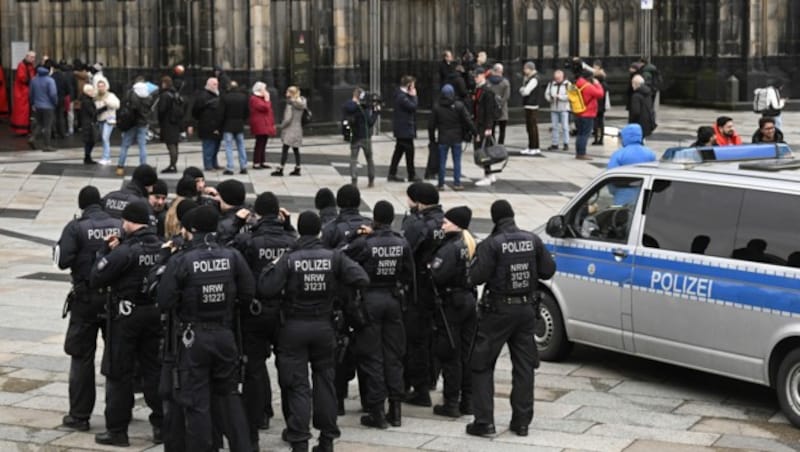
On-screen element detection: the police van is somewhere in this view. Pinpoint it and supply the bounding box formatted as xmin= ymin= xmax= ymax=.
xmin=535 ymin=144 xmax=800 ymax=426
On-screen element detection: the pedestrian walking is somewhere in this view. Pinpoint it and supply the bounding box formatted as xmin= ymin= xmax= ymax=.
xmin=272 ymin=86 xmax=306 ymax=177
xmin=219 ymin=80 xmax=250 ymax=175
xmin=472 ymin=69 xmax=498 ymax=187
xmin=388 ymin=76 xmax=419 ymax=183
xmin=249 ymin=82 xmax=276 ymax=170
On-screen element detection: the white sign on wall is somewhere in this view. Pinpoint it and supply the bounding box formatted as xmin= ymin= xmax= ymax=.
xmin=641 ymin=0 xmax=654 ymax=10
xmin=11 ymin=41 xmax=30 ymax=68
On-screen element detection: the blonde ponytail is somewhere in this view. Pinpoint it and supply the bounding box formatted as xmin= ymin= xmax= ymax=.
xmin=462 ymin=229 xmax=476 ymax=260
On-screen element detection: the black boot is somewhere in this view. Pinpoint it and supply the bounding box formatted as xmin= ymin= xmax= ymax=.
xmin=337 ymin=398 xmax=345 ymax=416
xmin=433 ymin=402 xmax=461 ymax=418
xmin=61 ymin=414 xmax=89 ymax=431
xmin=404 ymin=388 xmax=431 ymax=407
xmin=465 ymin=422 xmax=496 ymax=437
xmin=152 ymin=426 xmax=163 ymax=444
xmin=360 ymin=409 xmax=389 ymax=429
xmin=95 ymin=431 xmax=130 ymax=446
xmin=386 ymin=400 xmax=402 ymax=427
xmin=271 ymin=167 xmax=284 ymax=176
xmin=311 ymin=437 xmax=333 ymax=452
xmin=459 ymin=398 xmax=473 ymax=416
xmin=292 ymin=440 xmax=309 ymax=452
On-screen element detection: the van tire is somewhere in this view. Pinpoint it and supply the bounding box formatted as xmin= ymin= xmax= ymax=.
xmin=535 ymin=292 xmax=572 ymax=361
xmin=776 ymin=349 xmax=800 ymax=428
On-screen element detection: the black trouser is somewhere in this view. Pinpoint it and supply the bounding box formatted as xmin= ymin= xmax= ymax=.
xmin=101 ymin=304 xmax=163 ymax=433
xmin=470 ymin=302 xmax=538 ymax=427
xmin=280 ymin=144 xmax=301 ymax=167
xmin=434 ymin=292 xmax=476 ymax=407
xmin=175 ymin=325 xmax=250 ymax=452
xmin=32 ymin=108 xmax=55 ymax=150
xmin=158 ymin=354 xmax=186 ymax=452
xmin=167 ymin=143 xmax=179 ymax=168
xmin=55 ymin=98 xmax=67 ymax=138
xmin=355 ymin=289 xmax=406 ymax=410
xmin=64 ymin=286 xmax=106 ymax=421
xmin=389 ymin=138 xmax=416 ymax=179
xmin=241 ymin=307 xmax=278 ymax=446
xmin=403 ymin=292 xmax=433 ymax=392
xmin=278 ymin=318 xmax=339 ymax=447
xmin=492 ymin=120 xmax=507 ymax=145
xmin=524 ymin=109 xmax=540 ymax=150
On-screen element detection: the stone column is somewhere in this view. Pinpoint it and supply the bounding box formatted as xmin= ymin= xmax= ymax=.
xmin=251 ymin=0 xmax=272 ymax=71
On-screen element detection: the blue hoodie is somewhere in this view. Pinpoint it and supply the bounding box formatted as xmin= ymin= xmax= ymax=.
xmin=29 ymin=66 xmax=58 ymax=110
xmin=607 ymin=124 xmax=656 ymax=206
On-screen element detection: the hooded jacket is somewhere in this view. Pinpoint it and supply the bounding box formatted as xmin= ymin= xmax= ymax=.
xmin=713 ymin=123 xmax=743 ymax=146
xmin=29 ymin=66 xmax=58 ymax=110
xmin=429 ymin=93 xmax=477 ymax=145
xmin=628 ymin=84 xmax=656 ymax=137
xmin=93 ymin=76 xmax=120 ymax=123
xmin=607 ymin=124 xmax=657 ymax=169
xmin=279 ymin=96 xmax=307 ymax=148
xmin=752 ymin=127 xmax=786 ymax=144
xmin=126 ymin=81 xmax=155 ymax=127
xmin=486 ymin=74 xmax=510 ymax=121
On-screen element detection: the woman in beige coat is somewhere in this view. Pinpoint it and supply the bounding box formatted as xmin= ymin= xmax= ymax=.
xmin=271 ymin=86 xmax=307 ymax=176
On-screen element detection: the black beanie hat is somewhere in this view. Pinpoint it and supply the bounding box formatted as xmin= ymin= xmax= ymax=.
xmin=336 ymin=184 xmax=361 ymax=209
xmin=255 ymin=192 xmax=280 ymax=217
xmin=314 ymin=188 xmax=336 ymax=210
xmin=490 ymin=200 xmax=515 ymax=223
xmin=176 ymin=199 xmax=199 ymax=228
xmin=297 ymin=211 xmax=322 ymax=236
xmin=122 ymin=201 xmax=150 ymax=225
xmin=716 ymin=116 xmax=733 ymax=128
xmin=176 ymin=176 xmax=199 ymax=198
xmin=373 ymin=201 xmax=395 ymax=225
xmin=415 ymin=183 xmax=439 ymax=206
xmin=216 ymin=180 xmax=246 ymax=206
xmin=132 ymin=164 xmax=158 ymax=187
xmin=191 ymin=205 xmax=220 ymax=233
xmin=152 ymin=179 xmax=168 ymax=196
xmin=445 ymin=206 xmax=472 ymax=230
xmin=406 ymin=181 xmax=424 ymax=203
xmin=183 ymin=166 xmax=205 ymax=180
xmin=78 ymin=186 xmax=101 ymax=209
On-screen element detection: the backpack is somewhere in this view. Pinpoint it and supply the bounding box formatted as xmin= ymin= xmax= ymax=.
xmin=753 ymin=88 xmax=770 ymax=114
xmin=168 ymin=92 xmax=185 ymax=124
xmin=115 ymin=99 xmax=136 ymax=132
xmin=301 ymin=108 xmax=312 ymax=126
xmin=567 ymin=84 xmax=587 ymax=114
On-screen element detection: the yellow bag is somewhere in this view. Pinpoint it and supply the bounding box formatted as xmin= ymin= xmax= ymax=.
xmin=567 ymin=84 xmax=587 ymax=114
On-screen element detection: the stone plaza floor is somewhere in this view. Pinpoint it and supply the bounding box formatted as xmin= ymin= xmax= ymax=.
xmin=0 ymin=106 xmax=798 ymax=451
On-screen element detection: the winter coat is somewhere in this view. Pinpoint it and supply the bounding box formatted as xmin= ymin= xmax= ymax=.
xmin=713 ymin=124 xmax=743 ymax=146
xmin=544 ymin=80 xmax=571 ymax=112
xmin=445 ymin=71 xmax=469 ymax=101
xmin=29 ymin=67 xmax=58 ymax=110
xmin=519 ymin=73 xmax=540 ymax=110
xmin=751 ymin=127 xmax=786 ymax=144
xmin=342 ymin=100 xmax=379 ymax=142
xmin=218 ymin=88 xmax=249 ymax=134
xmin=485 ymin=75 xmax=510 ymax=121
xmin=574 ymin=77 xmax=604 ymax=119
xmin=429 ymin=95 xmax=477 ymax=145
xmin=78 ymin=93 xmax=97 ymax=143
xmin=74 ymin=69 xmax=90 ymax=102
xmin=392 ymin=88 xmax=417 ymax=139
xmin=473 ymin=84 xmax=496 ymax=131
xmin=279 ymin=96 xmax=307 ymax=148
xmin=248 ymin=95 xmax=276 ymax=137
xmin=94 ymin=85 xmax=120 ymax=124
xmin=607 ymin=124 xmax=657 ymax=169
xmin=125 ymin=82 xmax=155 ymax=128
xmin=191 ymin=89 xmax=221 ymax=140
xmin=157 ymin=88 xmax=183 ymax=145
xmin=439 ymin=60 xmax=454 ymax=86
xmin=628 ymin=85 xmax=656 ymax=137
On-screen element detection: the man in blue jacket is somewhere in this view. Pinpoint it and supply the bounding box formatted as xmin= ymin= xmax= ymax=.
xmin=29 ymin=64 xmax=58 ymax=151
xmin=607 ymin=123 xmax=656 ymax=205
xmin=388 ymin=75 xmax=419 ymax=183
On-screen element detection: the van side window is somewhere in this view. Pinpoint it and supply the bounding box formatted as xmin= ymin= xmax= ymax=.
xmin=733 ymin=190 xmax=800 ymax=268
xmin=567 ymin=177 xmax=644 ymax=243
xmin=642 ymin=180 xmax=742 ymax=257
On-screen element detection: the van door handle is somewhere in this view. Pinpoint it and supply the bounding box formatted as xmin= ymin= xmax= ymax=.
xmin=612 ymin=249 xmax=628 ymax=261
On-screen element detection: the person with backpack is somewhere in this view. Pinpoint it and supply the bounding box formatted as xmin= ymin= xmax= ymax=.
xmin=157 ymin=76 xmax=186 ymax=174
xmin=486 ymin=63 xmax=511 ymax=145
xmin=116 ymin=77 xmax=154 ymax=176
xmin=342 ymin=87 xmax=380 ymax=187
xmin=271 ymin=86 xmax=306 ymax=177
xmin=519 ymin=62 xmax=541 ymax=155
xmin=219 ymin=80 xmax=250 ymax=175
xmin=572 ymin=69 xmax=604 ymax=160
xmin=473 ymin=68 xmax=499 ymax=187
xmin=544 ymin=70 xmax=571 ymax=151
xmin=753 ymin=81 xmax=786 ymax=130
xmin=429 ymin=84 xmax=477 ymax=191
xmin=93 ymin=76 xmax=120 ymax=166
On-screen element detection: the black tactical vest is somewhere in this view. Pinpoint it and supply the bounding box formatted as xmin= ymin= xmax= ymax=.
xmin=488 ymin=230 xmax=538 ymax=296
xmin=285 ymin=247 xmax=338 ymax=309
xmin=72 ymin=211 xmax=121 ymax=283
xmin=115 ymin=233 xmax=163 ymax=303
xmin=178 ymin=245 xmax=239 ymax=323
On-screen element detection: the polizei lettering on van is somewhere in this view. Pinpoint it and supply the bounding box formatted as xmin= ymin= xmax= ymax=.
xmin=193 ymin=258 xmax=232 ymax=273
xmin=650 ymin=271 xmax=714 ymax=299
xmin=502 ymin=240 xmax=534 ymax=254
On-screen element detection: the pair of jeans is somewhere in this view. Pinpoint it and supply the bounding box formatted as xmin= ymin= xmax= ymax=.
xmin=350 ymin=139 xmax=375 ymax=183
xmin=100 ymin=121 xmax=115 ymax=161
xmin=201 ymin=139 xmax=219 ymax=170
xmin=438 ymin=143 xmax=462 ymax=187
xmin=118 ymin=126 xmax=148 ymax=166
xmin=550 ymin=111 xmax=570 ymax=146
xmin=574 ymin=117 xmax=594 ymax=156
xmin=223 ymin=132 xmax=247 ymax=171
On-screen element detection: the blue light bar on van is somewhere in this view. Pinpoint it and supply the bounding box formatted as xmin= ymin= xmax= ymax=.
xmin=661 ymin=143 xmax=793 ymax=164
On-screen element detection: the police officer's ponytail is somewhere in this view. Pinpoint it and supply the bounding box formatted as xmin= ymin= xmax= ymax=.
xmin=462 ymin=230 xmax=476 ymax=260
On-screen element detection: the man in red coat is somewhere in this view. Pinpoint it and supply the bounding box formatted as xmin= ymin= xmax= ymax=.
xmin=11 ymin=51 xmax=37 ymax=136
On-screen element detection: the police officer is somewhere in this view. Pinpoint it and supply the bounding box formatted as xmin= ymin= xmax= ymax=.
xmin=89 ymin=201 xmax=165 ymax=446
xmin=315 ymin=188 xmax=338 ymax=226
xmin=321 ymin=184 xmax=370 ymax=248
xmin=343 ymin=201 xmax=415 ymax=428
xmin=157 ymin=205 xmax=253 ymax=452
xmin=215 ymin=179 xmax=252 ymax=244
xmin=466 ymin=200 xmax=556 ymax=437
xmin=401 ymin=182 xmax=444 ymax=406
xmin=149 ymin=179 xmax=169 ymax=237
xmin=429 ymin=206 xmax=477 ymax=418
xmin=233 ymin=192 xmax=296 ymax=449
xmin=54 ymin=186 xmax=122 ymax=432
xmin=259 ymin=211 xmax=369 ymax=452
xmin=102 ymin=163 xmax=157 ymax=219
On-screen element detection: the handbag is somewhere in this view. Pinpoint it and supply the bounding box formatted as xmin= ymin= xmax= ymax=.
xmin=473 ymin=137 xmax=508 ymax=174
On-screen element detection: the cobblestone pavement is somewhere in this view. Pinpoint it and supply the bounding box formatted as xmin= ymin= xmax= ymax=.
xmin=0 ymin=107 xmax=798 ymax=451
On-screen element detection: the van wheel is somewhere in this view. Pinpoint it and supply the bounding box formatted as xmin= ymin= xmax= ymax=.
xmin=535 ymin=292 xmax=572 ymax=361
xmin=776 ymin=349 xmax=800 ymax=428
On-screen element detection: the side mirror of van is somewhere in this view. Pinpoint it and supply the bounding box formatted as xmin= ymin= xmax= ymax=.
xmin=546 ymin=215 xmax=567 ymax=238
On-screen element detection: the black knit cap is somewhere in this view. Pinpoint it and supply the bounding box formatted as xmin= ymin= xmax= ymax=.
xmin=314 ymin=188 xmax=336 ymax=210
xmin=183 ymin=166 xmax=205 ymax=180
xmin=78 ymin=186 xmax=101 ymax=209
xmin=216 ymin=180 xmax=246 ymax=206
xmin=132 ymin=164 xmax=158 ymax=187
xmin=415 ymin=183 xmax=439 ymax=206
xmin=152 ymin=179 xmax=168 ymax=196
xmin=122 ymin=201 xmax=150 ymax=225
xmin=716 ymin=116 xmax=733 ymax=128
xmin=176 ymin=176 xmax=198 ymax=198
xmin=336 ymin=184 xmax=361 ymax=209
xmin=490 ymin=200 xmax=515 ymax=223
xmin=176 ymin=199 xmax=199 ymax=227
xmin=297 ymin=211 xmax=322 ymax=236
xmin=406 ymin=181 xmax=424 ymax=202
xmin=445 ymin=206 xmax=472 ymax=230
xmin=191 ymin=205 xmax=220 ymax=233
xmin=373 ymin=201 xmax=395 ymax=225
xmin=255 ymin=192 xmax=280 ymax=217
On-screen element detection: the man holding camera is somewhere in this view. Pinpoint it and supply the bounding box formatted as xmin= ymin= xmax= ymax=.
xmin=342 ymin=88 xmax=380 ymax=187
xmin=389 ymin=76 xmax=419 ymax=183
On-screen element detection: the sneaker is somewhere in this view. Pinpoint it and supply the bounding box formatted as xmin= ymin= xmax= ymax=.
xmin=490 ymin=174 xmax=497 ymax=183
xmin=239 ymin=169 xmax=248 ymax=175
xmin=546 ymin=145 xmax=559 ymax=151
xmin=160 ymin=166 xmax=177 ymax=174
xmin=98 ymin=158 xmax=111 ymax=165
xmin=528 ymin=148 xmax=541 ymax=155
xmin=563 ymin=144 xmax=569 ymax=151
xmin=387 ymin=175 xmax=405 ymax=183
xmin=452 ymin=184 xmax=464 ymax=191
xmin=115 ymin=167 xmax=125 ymax=177
xmin=367 ymin=179 xmax=375 ymax=188
xmin=437 ymin=185 xmax=446 ymax=191
xmin=83 ymin=159 xmax=97 ymax=165
xmin=222 ymin=169 xmax=234 ymax=175
xmin=475 ymin=177 xmax=492 ymax=187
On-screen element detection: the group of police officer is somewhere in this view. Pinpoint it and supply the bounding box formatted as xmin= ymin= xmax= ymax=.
xmin=54 ymin=163 xmax=555 ymax=451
